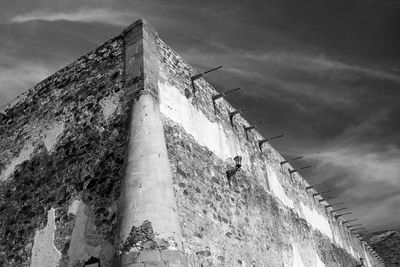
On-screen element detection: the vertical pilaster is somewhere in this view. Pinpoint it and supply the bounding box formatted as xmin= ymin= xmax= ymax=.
xmin=117 ymin=19 xmax=185 ymax=266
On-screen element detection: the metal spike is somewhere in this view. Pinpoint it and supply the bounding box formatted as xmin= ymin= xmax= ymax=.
xmin=212 ymin=87 xmax=242 ymax=101
xmin=258 ymin=135 xmax=285 ymax=151
xmin=280 ymin=156 xmax=304 ymax=166
xmin=191 ymin=66 xmax=223 ymax=82
xmin=191 ymin=66 xmax=223 ymax=93
xmin=343 ymin=219 xmax=358 ymax=224
xmin=334 ymin=212 xmax=352 ymax=219
xmin=229 ymin=108 xmax=252 ymax=126
xmin=347 ymin=224 xmax=362 ymax=229
xmin=324 ymin=202 xmax=345 ymax=208
xmin=289 ymin=165 xmax=312 ymax=174
xmin=331 ymin=207 xmax=348 ymax=213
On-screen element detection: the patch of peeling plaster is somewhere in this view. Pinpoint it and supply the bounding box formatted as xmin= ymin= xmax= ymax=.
xmin=30 ymin=208 xmax=61 ymax=267
xmin=0 ymin=143 xmax=34 ymax=181
xmin=266 ymin=166 xmax=294 ymax=209
xmin=67 ymin=200 xmax=102 ymax=266
xmin=43 ymin=122 xmax=65 ymax=152
xmin=292 ymin=244 xmax=305 ymax=267
xmin=100 ymin=95 xmax=118 ymax=121
xmin=159 ymin=80 xmax=248 ymax=166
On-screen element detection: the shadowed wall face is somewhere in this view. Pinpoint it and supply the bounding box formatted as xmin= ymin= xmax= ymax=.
xmin=0 ymin=34 xmax=129 ymax=266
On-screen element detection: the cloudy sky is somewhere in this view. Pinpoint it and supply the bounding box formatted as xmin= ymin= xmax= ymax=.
xmin=0 ymin=0 xmax=399 ymax=232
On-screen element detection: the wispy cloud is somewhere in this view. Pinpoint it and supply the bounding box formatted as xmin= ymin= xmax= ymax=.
xmin=224 ymin=66 xmax=353 ymax=107
xmin=308 ymin=144 xmax=400 ymax=231
xmin=0 ymin=55 xmax=52 ymax=106
xmin=243 ymin=52 xmax=400 ymax=84
xmin=310 ymin=146 xmax=400 ymax=186
xmin=9 ymin=8 xmax=134 ymax=26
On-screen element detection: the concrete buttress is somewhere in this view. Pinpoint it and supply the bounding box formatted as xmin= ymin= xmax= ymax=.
xmin=117 ymin=19 xmax=185 ymax=266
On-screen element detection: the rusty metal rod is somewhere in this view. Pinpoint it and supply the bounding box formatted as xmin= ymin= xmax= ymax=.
xmin=280 ymin=156 xmax=304 ymax=166
xmin=212 ymin=87 xmax=242 ymax=101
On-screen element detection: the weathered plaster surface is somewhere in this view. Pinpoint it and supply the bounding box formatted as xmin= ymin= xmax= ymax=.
xmin=267 ymin=166 xmax=294 ymax=209
xmin=292 ymin=244 xmax=306 ymax=267
xmin=99 ymin=94 xmax=119 ymax=121
xmin=157 ymin=33 xmax=381 ymax=266
xmin=30 ymin=208 xmax=61 ymax=267
xmin=67 ymin=200 xmax=102 ymax=266
xmin=300 ymin=202 xmax=332 ymax=238
xmin=43 ymin=122 xmax=65 ymax=152
xmin=159 ymin=80 xmax=248 ymax=166
xmin=0 ymin=32 xmax=127 ymax=266
xmin=0 ymin=143 xmax=34 ymax=181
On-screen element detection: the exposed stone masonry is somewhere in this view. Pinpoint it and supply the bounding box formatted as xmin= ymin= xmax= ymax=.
xmin=0 ymin=19 xmax=382 ymax=267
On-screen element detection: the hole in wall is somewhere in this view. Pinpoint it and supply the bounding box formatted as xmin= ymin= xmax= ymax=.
xmin=184 ymin=88 xmax=193 ymax=101
xmin=84 ymin=256 xmax=100 ymax=267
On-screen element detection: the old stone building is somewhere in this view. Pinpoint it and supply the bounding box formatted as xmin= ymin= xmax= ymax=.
xmin=0 ymin=19 xmax=382 ymax=267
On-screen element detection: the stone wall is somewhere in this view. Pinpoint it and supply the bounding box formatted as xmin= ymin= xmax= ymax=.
xmin=156 ymin=33 xmax=381 ymax=267
xmin=0 ymin=32 xmax=128 ymax=266
xmin=0 ymin=19 xmax=383 ymax=267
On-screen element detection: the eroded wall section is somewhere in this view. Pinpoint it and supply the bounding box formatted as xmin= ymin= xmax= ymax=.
xmin=0 ymin=33 xmax=129 ymax=266
xmin=156 ymin=37 xmax=381 ymax=266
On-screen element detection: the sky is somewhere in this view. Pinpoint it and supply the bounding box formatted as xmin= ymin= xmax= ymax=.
xmin=0 ymin=0 xmax=399 ymax=232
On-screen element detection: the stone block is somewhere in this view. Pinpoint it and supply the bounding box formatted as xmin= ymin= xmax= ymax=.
xmin=160 ymin=250 xmax=181 ymax=263
xmin=167 ymin=263 xmax=185 ymax=267
xmin=121 ymin=251 xmax=141 ymax=265
xmin=125 ymin=264 xmax=145 ymax=267
xmin=140 ymin=250 xmax=161 ymax=262
xmin=143 ymin=262 xmax=168 ymax=267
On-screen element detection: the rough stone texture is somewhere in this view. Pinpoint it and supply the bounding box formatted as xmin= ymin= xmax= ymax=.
xmin=156 ymin=33 xmax=382 ymax=267
xmin=0 ymin=32 xmax=128 ymax=266
xmin=0 ymin=19 xmax=383 ymax=267
xmin=367 ymin=230 xmax=400 ymax=266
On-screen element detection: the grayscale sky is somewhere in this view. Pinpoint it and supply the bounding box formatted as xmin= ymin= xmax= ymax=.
xmin=0 ymin=0 xmax=399 ymax=232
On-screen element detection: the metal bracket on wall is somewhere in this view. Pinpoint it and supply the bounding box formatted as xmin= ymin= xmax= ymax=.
xmin=191 ymin=66 xmax=222 ymax=94
xmin=334 ymin=212 xmax=352 ymax=219
xmin=212 ymin=87 xmax=242 ymax=111
xmin=289 ymin=165 xmax=312 ymax=175
xmin=258 ymin=134 xmax=284 ymax=152
xmin=305 ymin=182 xmax=327 ymax=191
xmin=343 ymin=219 xmax=358 ymax=224
xmin=229 ymin=108 xmax=252 ymax=127
xmin=280 ymin=156 xmax=303 ymax=167
xmin=243 ymin=125 xmax=256 ymax=140
xmin=324 ymin=201 xmax=344 ymax=208
xmin=319 ymin=196 xmax=338 ymax=202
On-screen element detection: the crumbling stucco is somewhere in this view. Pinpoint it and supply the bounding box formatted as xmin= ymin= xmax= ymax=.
xmin=30 ymin=208 xmax=61 ymax=267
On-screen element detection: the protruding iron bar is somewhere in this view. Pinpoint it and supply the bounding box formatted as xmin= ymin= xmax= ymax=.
xmin=331 ymin=207 xmax=348 ymax=213
xmin=324 ymin=202 xmax=345 ymax=208
xmin=357 ymin=231 xmax=369 ymax=235
xmin=313 ymin=190 xmax=332 ymax=197
xmin=351 ymin=227 xmax=366 ymax=232
xmin=306 ymin=182 xmax=327 ymax=191
xmin=319 ymin=196 xmax=338 ymax=202
xmin=334 ymin=212 xmax=352 ymax=219
xmin=343 ymin=219 xmax=358 ymax=224
xmin=229 ymin=108 xmax=252 ymax=126
xmin=258 ymin=135 xmax=285 ymax=151
xmin=191 ymin=66 xmax=223 ymax=93
xmin=347 ymin=223 xmax=363 ymax=229
xmin=212 ymin=87 xmax=242 ymax=101
xmin=289 ymin=165 xmax=312 ymax=174
xmin=191 ymin=66 xmax=223 ymax=82
xmin=280 ymin=156 xmax=304 ymax=166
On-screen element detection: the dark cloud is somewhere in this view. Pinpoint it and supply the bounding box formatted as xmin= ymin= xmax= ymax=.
xmin=0 ymin=0 xmax=399 ymax=232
